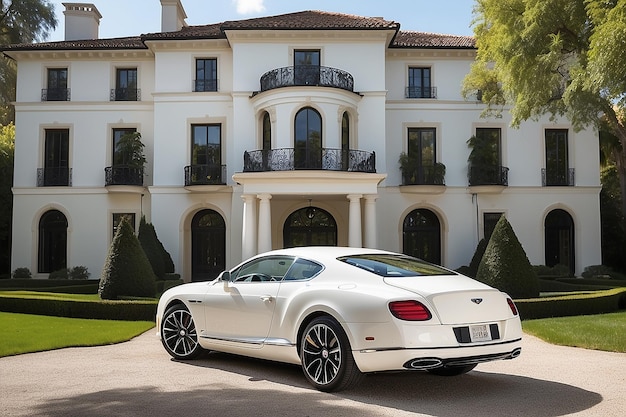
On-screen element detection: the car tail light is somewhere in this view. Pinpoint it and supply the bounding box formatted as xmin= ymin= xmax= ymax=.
xmin=507 ymin=298 xmax=518 ymax=316
xmin=389 ymin=300 xmax=432 ymax=321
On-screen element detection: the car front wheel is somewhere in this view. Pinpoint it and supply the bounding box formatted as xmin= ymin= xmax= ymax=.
xmin=161 ymin=304 xmax=204 ymax=360
xmin=300 ymin=316 xmax=363 ymax=392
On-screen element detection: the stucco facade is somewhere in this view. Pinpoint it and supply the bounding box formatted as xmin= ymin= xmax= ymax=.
xmin=4 ymin=1 xmax=601 ymax=281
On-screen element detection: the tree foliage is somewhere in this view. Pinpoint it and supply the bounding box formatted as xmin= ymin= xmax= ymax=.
xmin=0 ymin=1 xmax=57 ymax=124
xmin=99 ymin=216 xmax=156 ymax=300
xmin=138 ymin=216 xmax=175 ymax=279
xmin=476 ymin=216 xmax=539 ymax=298
xmin=0 ymin=122 xmax=14 ymax=274
xmin=464 ymin=0 xmax=626 ymax=219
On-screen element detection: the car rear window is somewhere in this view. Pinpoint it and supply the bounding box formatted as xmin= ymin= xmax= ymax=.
xmin=338 ymin=254 xmax=454 ymax=277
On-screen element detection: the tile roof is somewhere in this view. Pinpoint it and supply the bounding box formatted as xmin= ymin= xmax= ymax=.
xmin=1 ymin=10 xmax=475 ymax=52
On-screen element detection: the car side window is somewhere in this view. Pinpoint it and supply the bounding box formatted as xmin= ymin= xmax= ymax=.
xmin=284 ymin=258 xmax=323 ymax=281
xmin=231 ymin=256 xmax=295 ymax=282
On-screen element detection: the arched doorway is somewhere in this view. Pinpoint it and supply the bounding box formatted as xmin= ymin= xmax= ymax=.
xmin=545 ymin=209 xmax=575 ymax=274
xmin=38 ymin=209 xmax=67 ymax=273
xmin=283 ymin=206 xmax=337 ymax=248
xmin=191 ymin=209 xmax=225 ymax=281
xmin=403 ymin=208 xmax=441 ymax=265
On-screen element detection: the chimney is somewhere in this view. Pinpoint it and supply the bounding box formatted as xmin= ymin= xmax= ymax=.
xmin=63 ymin=3 xmax=102 ymax=40
xmin=161 ymin=0 xmax=188 ymax=32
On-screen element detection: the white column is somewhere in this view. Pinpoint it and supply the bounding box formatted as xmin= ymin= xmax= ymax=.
xmin=241 ymin=194 xmax=257 ymax=260
xmin=347 ymin=194 xmax=362 ymax=248
xmin=363 ymin=194 xmax=378 ymax=248
xmin=257 ymin=193 xmax=272 ymax=253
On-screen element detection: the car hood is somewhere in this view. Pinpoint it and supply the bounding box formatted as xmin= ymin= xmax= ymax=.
xmin=383 ymin=275 xmax=513 ymax=324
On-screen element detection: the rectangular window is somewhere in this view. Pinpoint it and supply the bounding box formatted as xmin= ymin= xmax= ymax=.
xmin=42 ymin=129 xmax=70 ymax=186
xmin=469 ymin=128 xmax=505 ymax=186
xmin=294 ymin=50 xmax=320 ymax=85
xmin=112 ymin=128 xmax=137 ymax=166
xmin=406 ymin=127 xmax=439 ymax=184
xmin=545 ymin=129 xmax=570 ymax=186
xmin=483 ymin=212 xmax=503 ymax=241
xmin=189 ymin=124 xmax=222 ymax=184
xmin=112 ymin=213 xmax=136 ymax=238
xmin=195 ymin=58 xmax=218 ymax=92
xmin=407 ymin=67 xmax=433 ymax=98
xmin=113 ymin=68 xmax=138 ymax=101
xmin=45 ymin=68 xmax=68 ymax=101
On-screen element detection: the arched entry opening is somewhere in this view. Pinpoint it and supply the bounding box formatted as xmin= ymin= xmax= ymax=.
xmin=545 ymin=209 xmax=575 ymax=275
xmin=38 ymin=209 xmax=68 ymax=273
xmin=403 ymin=208 xmax=441 ymax=265
xmin=283 ymin=206 xmax=337 ymax=248
xmin=191 ymin=209 xmax=225 ymax=281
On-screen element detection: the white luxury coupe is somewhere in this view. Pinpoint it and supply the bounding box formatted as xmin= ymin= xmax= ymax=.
xmin=156 ymin=247 xmax=522 ymax=392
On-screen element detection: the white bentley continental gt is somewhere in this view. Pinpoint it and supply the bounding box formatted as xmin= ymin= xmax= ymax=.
xmin=156 ymin=247 xmax=522 ymax=392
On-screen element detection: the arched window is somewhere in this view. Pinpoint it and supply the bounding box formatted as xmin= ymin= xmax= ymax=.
xmin=38 ymin=210 xmax=68 ymax=273
xmin=191 ymin=209 xmax=226 ymax=281
xmin=294 ymin=107 xmax=322 ymax=169
xmin=403 ymin=209 xmax=441 ymax=265
xmin=545 ymin=209 xmax=575 ymax=274
xmin=341 ymin=112 xmax=350 ymax=170
xmin=262 ymin=111 xmax=271 ymax=151
xmin=283 ymin=206 xmax=337 ymax=248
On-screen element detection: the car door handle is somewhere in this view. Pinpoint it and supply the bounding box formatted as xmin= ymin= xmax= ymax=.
xmin=260 ymin=295 xmax=274 ymax=302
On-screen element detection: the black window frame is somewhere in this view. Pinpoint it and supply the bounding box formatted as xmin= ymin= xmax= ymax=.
xmin=114 ymin=68 xmax=138 ymax=101
xmin=45 ymin=68 xmax=69 ymax=101
xmin=545 ymin=129 xmax=570 ymax=186
xmin=407 ymin=67 xmax=433 ymax=98
xmin=43 ymin=129 xmax=70 ymax=186
xmin=195 ymin=58 xmax=218 ymax=92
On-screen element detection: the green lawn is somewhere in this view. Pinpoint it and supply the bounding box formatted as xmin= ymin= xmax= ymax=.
xmin=522 ymin=310 xmax=626 ymax=353
xmin=0 ymin=312 xmax=154 ymax=357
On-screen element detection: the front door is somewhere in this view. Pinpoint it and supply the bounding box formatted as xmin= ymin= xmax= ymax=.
xmin=191 ymin=209 xmax=225 ymax=281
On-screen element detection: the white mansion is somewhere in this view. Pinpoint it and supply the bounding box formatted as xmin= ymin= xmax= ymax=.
xmin=3 ymin=1 xmax=601 ymax=281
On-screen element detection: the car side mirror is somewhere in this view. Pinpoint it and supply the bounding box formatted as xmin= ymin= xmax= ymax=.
xmin=218 ymin=271 xmax=231 ymax=282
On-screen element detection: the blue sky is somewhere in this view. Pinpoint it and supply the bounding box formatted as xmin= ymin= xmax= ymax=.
xmin=47 ymin=0 xmax=476 ymax=42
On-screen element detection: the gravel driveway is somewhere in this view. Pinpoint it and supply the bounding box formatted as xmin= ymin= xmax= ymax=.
xmin=1 ymin=329 xmax=624 ymax=416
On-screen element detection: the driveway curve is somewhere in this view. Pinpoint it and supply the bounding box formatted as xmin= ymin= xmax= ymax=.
xmin=1 ymin=329 xmax=624 ymax=416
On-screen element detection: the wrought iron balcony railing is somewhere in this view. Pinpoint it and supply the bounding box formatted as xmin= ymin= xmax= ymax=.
xmin=37 ymin=167 xmax=72 ymax=186
xmin=401 ymin=163 xmax=446 ymax=186
xmin=259 ymin=65 xmax=354 ymax=93
xmin=184 ymin=164 xmax=227 ymax=186
xmin=105 ymin=165 xmax=144 ymax=186
xmin=243 ymin=148 xmax=375 ymax=173
xmin=193 ymin=79 xmax=218 ymax=92
xmin=110 ymin=88 xmax=140 ymax=101
xmin=542 ymin=168 xmax=575 ymax=186
xmin=405 ymin=86 xmax=437 ymax=99
xmin=468 ymin=165 xmax=509 ymax=186
xmin=41 ymin=88 xmax=70 ymax=101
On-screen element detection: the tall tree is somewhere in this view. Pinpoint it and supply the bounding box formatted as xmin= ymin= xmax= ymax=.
xmin=0 ymin=122 xmax=14 ymax=275
xmin=463 ymin=0 xmax=626 ymax=220
xmin=0 ymin=0 xmax=57 ymax=124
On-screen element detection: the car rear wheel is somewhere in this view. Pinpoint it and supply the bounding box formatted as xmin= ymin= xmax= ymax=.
xmin=427 ymin=363 xmax=477 ymax=376
xmin=161 ymin=304 xmax=204 ymax=360
xmin=300 ymin=316 xmax=363 ymax=392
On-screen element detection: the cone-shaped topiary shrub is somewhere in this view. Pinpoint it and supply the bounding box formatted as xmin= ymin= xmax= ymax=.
xmin=138 ymin=216 xmax=175 ymax=277
xmin=99 ymin=216 xmax=156 ymax=299
xmin=467 ymin=238 xmax=488 ymax=278
xmin=476 ymin=216 xmax=539 ymax=298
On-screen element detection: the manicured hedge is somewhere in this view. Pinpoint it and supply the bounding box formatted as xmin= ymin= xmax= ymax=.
xmin=0 ymin=294 xmax=157 ymax=321
xmin=0 ymin=279 xmax=99 ymax=290
xmin=515 ymin=288 xmax=626 ymax=320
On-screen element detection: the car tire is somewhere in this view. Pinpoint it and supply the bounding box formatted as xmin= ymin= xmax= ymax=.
xmin=427 ymin=363 xmax=477 ymax=376
xmin=161 ymin=304 xmax=204 ymax=360
xmin=300 ymin=316 xmax=363 ymax=392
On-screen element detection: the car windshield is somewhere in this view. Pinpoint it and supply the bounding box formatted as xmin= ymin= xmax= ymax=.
xmin=338 ymin=254 xmax=454 ymax=277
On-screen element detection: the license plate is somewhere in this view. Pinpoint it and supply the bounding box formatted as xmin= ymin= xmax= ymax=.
xmin=470 ymin=324 xmax=492 ymax=342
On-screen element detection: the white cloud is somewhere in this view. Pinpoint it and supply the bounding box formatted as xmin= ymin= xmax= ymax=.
xmin=234 ymin=0 xmax=266 ymax=14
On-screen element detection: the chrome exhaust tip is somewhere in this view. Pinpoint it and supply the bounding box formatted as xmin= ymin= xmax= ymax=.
xmin=404 ymin=358 xmax=443 ymax=370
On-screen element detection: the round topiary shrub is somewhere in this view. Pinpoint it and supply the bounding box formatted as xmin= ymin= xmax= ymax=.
xmin=12 ymin=267 xmax=32 ymax=279
xmin=476 ymin=216 xmax=539 ymax=298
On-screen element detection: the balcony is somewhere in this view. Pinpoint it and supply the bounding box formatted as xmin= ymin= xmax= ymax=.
xmin=105 ymin=165 xmax=144 ymax=186
xmin=41 ymin=88 xmax=70 ymax=101
xmin=405 ymin=86 xmax=437 ymax=99
xmin=110 ymin=88 xmax=140 ymax=101
xmin=258 ymin=65 xmax=354 ymax=94
xmin=542 ymin=168 xmax=575 ymax=186
xmin=243 ymin=148 xmax=375 ymax=173
xmin=468 ymin=165 xmax=509 ymax=193
xmin=37 ymin=167 xmax=72 ymax=186
xmin=184 ymin=164 xmax=227 ymax=187
xmin=193 ymin=79 xmax=218 ymax=92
